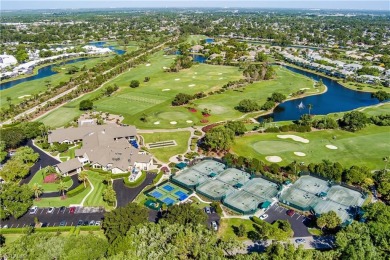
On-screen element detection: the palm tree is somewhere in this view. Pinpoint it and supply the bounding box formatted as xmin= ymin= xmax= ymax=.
xmin=57 ymin=181 xmax=68 ymax=197
xmin=78 ymin=172 xmax=89 ymax=188
xmin=308 ymin=104 xmax=313 ymax=116
xmin=32 ymin=183 xmax=43 ymax=200
xmin=383 ymin=156 xmax=389 ymax=171
xmin=103 ymin=174 xmax=112 ymax=186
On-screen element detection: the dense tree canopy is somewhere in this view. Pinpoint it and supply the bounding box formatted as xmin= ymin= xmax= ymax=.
xmin=162 ymin=203 xmax=208 ymax=226
xmin=236 ymin=99 xmax=260 ymax=112
xmin=339 ymin=111 xmax=369 ymax=132
xmin=0 ymin=184 xmax=33 ymax=219
xmin=79 ymin=99 xmax=94 ymax=111
xmin=203 ymin=126 xmax=235 ymax=151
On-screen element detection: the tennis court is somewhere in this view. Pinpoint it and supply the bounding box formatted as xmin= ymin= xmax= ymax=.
xmin=172 ymin=159 xmax=226 ymax=188
xmin=280 ymin=175 xmax=366 ymax=222
xmin=147 ymin=182 xmax=191 ymax=206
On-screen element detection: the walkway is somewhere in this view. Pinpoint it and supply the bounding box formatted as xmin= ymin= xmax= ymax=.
xmin=113 ymin=172 xmax=155 ymax=207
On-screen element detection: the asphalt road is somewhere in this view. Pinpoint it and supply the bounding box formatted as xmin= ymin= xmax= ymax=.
xmin=1 ymin=207 xmax=104 ymax=228
xmin=264 ymin=203 xmax=311 ymax=237
xmin=20 ymin=140 xmax=60 ymax=185
xmin=113 ymin=172 xmax=155 ymax=207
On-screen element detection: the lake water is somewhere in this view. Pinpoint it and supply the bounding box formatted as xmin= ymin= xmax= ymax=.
xmin=258 ymin=65 xmax=381 ymax=122
xmin=192 ymin=54 xmax=207 ymax=63
xmin=205 ymin=38 xmax=214 ymax=43
xmin=0 ymin=57 xmax=90 ymax=91
xmin=1 ymin=42 xmax=125 ymax=90
xmin=88 ymin=41 xmax=126 ymax=55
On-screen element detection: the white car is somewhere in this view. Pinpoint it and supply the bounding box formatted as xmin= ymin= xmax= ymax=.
xmin=29 ymin=206 xmax=38 ymax=215
xmin=259 ymin=214 xmax=268 ymax=220
xmin=47 ymin=207 xmax=55 ymax=214
xmin=211 ymin=221 xmax=218 ymax=231
xmin=95 ymin=221 xmax=101 ymax=226
xmin=295 ymin=238 xmax=306 ymax=244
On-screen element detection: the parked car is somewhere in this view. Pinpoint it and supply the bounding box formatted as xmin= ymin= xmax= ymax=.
xmin=41 ymin=223 xmax=48 ymax=228
xmin=211 ymin=221 xmax=218 ymax=231
xmin=259 ymin=214 xmax=268 ymax=220
xmin=95 ymin=221 xmax=101 ymax=226
xmin=59 ymin=206 xmax=66 ymax=213
xmin=89 ymin=220 xmax=96 ymax=226
xmin=286 ymin=209 xmax=295 ymax=216
xmin=2 ymin=225 xmax=8 ymax=229
xmin=59 ymin=221 xmax=66 ymax=227
xmin=77 ymin=220 xmax=83 ymax=226
xmin=69 ymin=207 xmax=76 ymax=214
xmin=295 ymin=238 xmax=306 ymax=244
xmin=83 ymin=221 xmax=89 ymax=226
xmin=29 ymin=206 xmax=38 ymax=215
xmin=204 ymin=207 xmax=211 ymax=214
xmin=47 ymin=207 xmax=55 ymax=214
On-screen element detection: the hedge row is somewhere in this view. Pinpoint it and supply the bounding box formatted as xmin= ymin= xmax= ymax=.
xmin=123 ymin=171 xmax=146 ymax=188
xmin=153 ymin=171 xmax=163 ymax=184
xmin=0 ymin=225 xmax=101 ymax=235
xmin=111 ymin=172 xmax=130 ymax=179
xmin=67 ymin=183 xmax=87 ymax=198
xmin=62 ymin=176 xmax=71 ymax=182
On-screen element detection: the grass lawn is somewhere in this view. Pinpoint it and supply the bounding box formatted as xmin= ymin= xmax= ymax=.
xmin=59 ymin=143 xmax=81 ymax=161
xmin=32 ymin=184 xmax=91 ymax=207
xmin=218 ymin=218 xmax=257 ymax=241
xmin=83 ymin=171 xmax=114 ymax=210
xmin=141 ymin=131 xmax=191 ymax=162
xmin=192 ymin=65 xmax=318 ymax=123
xmin=0 ymin=56 xmax=112 ymax=110
xmin=28 ymin=170 xmax=73 ymax=193
xmin=190 ymin=196 xmax=210 ymax=210
xmin=186 ymin=35 xmax=207 ymax=44
xmin=3 ymin=233 xmax=23 ymax=246
xmin=231 ymin=125 xmax=390 ymax=170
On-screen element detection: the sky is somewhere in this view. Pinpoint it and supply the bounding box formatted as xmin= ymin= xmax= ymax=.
xmin=1 ymin=0 xmax=389 ymax=11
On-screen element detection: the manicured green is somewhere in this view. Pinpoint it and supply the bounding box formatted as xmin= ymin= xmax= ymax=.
xmin=83 ymin=171 xmax=113 ymax=210
xmin=186 ymin=34 xmax=207 ymax=44
xmin=28 ymin=169 xmax=73 ymax=192
xmin=218 ymin=218 xmax=257 ymax=241
xmin=231 ymin=125 xmax=390 ymax=170
xmin=142 ymin=131 xmax=191 ymax=162
xmin=0 ymin=56 xmax=112 ymax=109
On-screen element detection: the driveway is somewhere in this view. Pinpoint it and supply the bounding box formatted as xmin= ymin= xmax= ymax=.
xmin=1 ymin=206 xmax=104 ymax=228
xmin=263 ymin=203 xmax=311 ymax=237
xmin=20 ymin=140 xmax=60 ymax=185
xmin=113 ymin=172 xmax=155 ymax=207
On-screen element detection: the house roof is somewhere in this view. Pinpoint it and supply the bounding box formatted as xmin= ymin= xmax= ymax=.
xmin=56 ymin=158 xmax=82 ymax=174
xmin=48 ymin=124 xmax=137 ymax=143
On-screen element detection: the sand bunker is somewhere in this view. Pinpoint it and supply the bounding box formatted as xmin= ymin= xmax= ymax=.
xmin=162 ymin=89 xmax=170 ymax=91
xmin=154 ymin=121 xmax=160 ymax=125
xmin=218 ymin=73 xmax=222 ymax=75
xmin=18 ymin=95 xmax=31 ymax=99
xmin=194 ymin=72 xmax=198 ymax=75
xmin=170 ymin=121 xmax=177 ymax=125
xmin=186 ymin=120 xmax=193 ymax=123
xmin=326 ymin=145 xmax=338 ymax=150
xmin=188 ymin=84 xmax=196 ymax=87
xmin=219 ymin=77 xmax=223 ymax=80
xmin=294 ymin=152 xmax=306 ymax=157
xmin=300 ymin=88 xmax=310 ymax=90
xmin=163 ymin=66 xmax=168 ymax=69
xmin=277 ymin=135 xmax=309 ymax=143
xmin=175 ymin=78 xmax=180 ymax=81
xmin=146 ymin=63 xmax=151 ymax=66
xmin=265 ymin=156 xmax=282 ymax=163
xmin=192 ymin=76 xmax=196 ymax=79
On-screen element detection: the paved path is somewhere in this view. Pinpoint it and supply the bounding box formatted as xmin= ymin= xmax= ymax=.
xmin=2 ymin=39 xmax=175 ymax=125
xmin=80 ymin=178 xmax=94 ymax=206
xmin=113 ymin=172 xmax=155 ymax=207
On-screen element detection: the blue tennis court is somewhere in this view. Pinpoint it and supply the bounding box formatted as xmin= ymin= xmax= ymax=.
xmin=151 ymin=191 xmax=163 ymax=199
xmin=175 ymin=190 xmax=188 ymax=201
xmin=163 ymin=197 xmax=175 ymax=205
xmin=163 ymin=185 xmax=174 ymax=192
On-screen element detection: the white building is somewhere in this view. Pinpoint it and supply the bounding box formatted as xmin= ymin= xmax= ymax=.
xmin=0 ymin=55 xmax=17 ymax=69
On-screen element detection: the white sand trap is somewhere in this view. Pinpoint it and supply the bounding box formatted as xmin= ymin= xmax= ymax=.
xmin=186 ymin=120 xmax=193 ymax=123
xmin=163 ymin=55 xmax=167 ymax=56
xmin=194 ymin=72 xmax=198 ymax=75
xmin=188 ymin=84 xmax=196 ymax=87
xmin=61 ymin=67 xmax=66 ymax=70
xmin=277 ymin=135 xmax=309 ymax=144
xmin=218 ymin=73 xmax=222 ymax=75
xmin=162 ymin=89 xmax=170 ymax=91
xmin=294 ymin=152 xmax=306 ymax=157
xmin=174 ymin=78 xmax=180 ymax=81
xmin=154 ymin=121 xmax=160 ymax=125
xmin=170 ymin=121 xmax=177 ymax=125
xmin=326 ymin=145 xmax=338 ymax=150
xmin=219 ymin=77 xmax=223 ymax=80
xmin=18 ymin=95 xmax=31 ymax=99
xmin=146 ymin=63 xmax=151 ymax=66
xmin=300 ymin=88 xmax=310 ymax=90
xmin=163 ymin=66 xmax=168 ymax=69
xmin=192 ymin=76 xmax=196 ymax=79
xmin=265 ymin=156 xmax=282 ymax=163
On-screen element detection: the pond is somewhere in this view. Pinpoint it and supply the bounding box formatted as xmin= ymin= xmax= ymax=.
xmin=0 ymin=57 xmax=90 ymax=91
xmin=258 ymin=65 xmax=381 ymax=122
xmin=205 ymin=38 xmax=214 ymax=44
xmin=1 ymin=42 xmax=125 ymax=90
xmin=192 ymin=54 xmax=207 ymax=63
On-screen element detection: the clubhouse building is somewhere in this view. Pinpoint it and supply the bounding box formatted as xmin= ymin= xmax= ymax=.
xmin=49 ymin=124 xmax=153 ymax=175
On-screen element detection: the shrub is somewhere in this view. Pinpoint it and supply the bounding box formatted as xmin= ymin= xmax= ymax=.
xmin=66 ymin=183 xmax=87 ymax=198
xmin=110 ymin=172 xmax=131 ymax=179
xmin=123 ymin=171 xmax=146 ymax=188
xmin=153 ymin=171 xmax=163 ymax=184
xmin=235 ymin=99 xmax=260 ymax=112
xmin=261 ymin=100 xmax=276 ymax=111
xmin=264 ymin=127 xmax=280 ymax=133
xmin=130 ymin=80 xmax=140 ymax=88
xmin=62 ymin=176 xmax=71 ymax=182
xmin=79 ymin=99 xmax=93 ymax=111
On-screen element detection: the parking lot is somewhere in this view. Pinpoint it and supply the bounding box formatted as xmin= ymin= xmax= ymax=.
xmin=1 ymin=207 xmax=105 ymax=228
xmin=263 ymin=203 xmax=311 ymax=237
